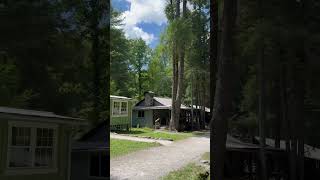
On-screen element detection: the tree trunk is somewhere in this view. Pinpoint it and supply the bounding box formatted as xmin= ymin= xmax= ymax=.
xmin=91 ymin=0 xmax=101 ymax=126
xmin=191 ymin=73 xmax=194 ymax=131
xmin=257 ymin=0 xmax=267 ymax=178
xmin=138 ymin=69 xmax=142 ymax=98
xmin=211 ymin=0 xmax=237 ymax=179
xmin=169 ymin=0 xmax=180 ymax=131
xmin=196 ymin=76 xmax=201 ymax=130
xmin=201 ymin=75 xmax=206 ymax=129
xmin=173 ymin=0 xmax=187 ymax=131
xmin=210 ymin=0 xmax=218 ymax=121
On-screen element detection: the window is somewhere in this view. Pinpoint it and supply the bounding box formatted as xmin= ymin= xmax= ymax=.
xmin=89 ymin=151 xmax=107 ymax=178
xmin=8 ymin=123 xmax=57 ymax=169
xmin=138 ymin=111 xmax=144 ymax=118
xmin=112 ymin=101 xmax=128 ymax=116
xmin=113 ymin=101 xmax=120 ymax=115
xmin=35 ymin=128 xmax=54 ymax=167
xmin=120 ymin=102 xmax=128 ymax=115
xmin=9 ymin=127 xmax=32 ymax=167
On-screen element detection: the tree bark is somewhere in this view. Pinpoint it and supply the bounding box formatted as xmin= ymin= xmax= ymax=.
xmin=211 ymin=0 xmax=237 ymax=179
xmin=257 ymin=0 xmax=267 ymax=178
xmin=169 ymin=0 xmax=179 ymax=131
xmin=210 ymin=0 xmax=218 ymax=121
xmin=172 ymin=0 xmax=187 ymax=131
xmin=191 ymin=73 xmax=194 ymax=131
xmin=91 ymin=0 xmax=101 ymax=125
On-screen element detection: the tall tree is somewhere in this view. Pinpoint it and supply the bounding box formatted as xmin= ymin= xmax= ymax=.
xmin=169 ymin=0 xmax=180 ymax=131
xmin=257 ymin=0 xmax=267 ymax=178
xmin=211 ymin=0 xmax=238 ymax=179
xmin=128 ymin=38 xmax=151 ymax=99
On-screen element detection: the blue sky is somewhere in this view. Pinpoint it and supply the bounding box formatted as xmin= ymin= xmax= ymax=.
xmin=111 ymin=0 xmax=168 ymax=48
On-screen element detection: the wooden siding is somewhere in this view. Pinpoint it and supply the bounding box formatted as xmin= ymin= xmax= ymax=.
xmin=110 ymin=98 xmax=133 ymax=130
xmin=132 ymin=110 xmax=154 ymax=128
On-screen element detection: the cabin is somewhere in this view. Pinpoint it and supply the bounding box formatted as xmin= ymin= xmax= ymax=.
xmin=110 ymin=95 xmax=134 ymax=131
xmin=0 ymin=106 xmax=86 ymax=180
xmin=71 ymin=121 xmax=109 ymax=180
xmin=132 ymin=91 xmax=191 ymax=129
xmin=132 ymin=91 xmax=210 ymax=130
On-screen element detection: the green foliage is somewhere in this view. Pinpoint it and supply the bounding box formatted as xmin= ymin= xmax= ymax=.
xmin=146 ymin=44 xmax=172 ymax=97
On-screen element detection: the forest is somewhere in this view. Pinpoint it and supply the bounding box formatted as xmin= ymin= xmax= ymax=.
xmin=0 ymin=0 xmax=110 ymax=125
xmin=0 ymin=0 xmax=320 ymax=179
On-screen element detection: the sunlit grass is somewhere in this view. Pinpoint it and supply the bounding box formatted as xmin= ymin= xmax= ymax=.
xmin=110 ymin=138 xmax=160 ymax=158
xmin=162 ymin=152 xmax=210 ymax=180
xmin=162 ymin=163 xmax=209 ymax=180
xmin=116 ymin=127 xmax=194 ymax=141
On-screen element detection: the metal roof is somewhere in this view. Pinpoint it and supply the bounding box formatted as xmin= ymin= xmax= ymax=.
xmin=226 ymin=135 xmax=260 ymax=150
xmin=110 ymin=95 xmax=132 ymax=100
xmin=154 ymin=97 xmax=190 ymax=109
xmin=256 ymin=137 xmax=320 ymax=160
xmin=191 ymin=105 xmax=211 ymax=112
xmin=0 ymin=106 xmax=86 ymax=123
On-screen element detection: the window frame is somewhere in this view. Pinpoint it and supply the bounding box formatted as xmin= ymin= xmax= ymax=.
xmin=112 ymin=100 xmax=128 ymax=117
xmin=138 ymin=111 xmax=145 ymax=118
xmin=6 ymin=121 xmax=58 ymax=175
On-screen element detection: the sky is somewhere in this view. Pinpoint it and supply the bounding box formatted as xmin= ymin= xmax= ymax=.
xmin=111 ymin=0 xmax=168 ymax=49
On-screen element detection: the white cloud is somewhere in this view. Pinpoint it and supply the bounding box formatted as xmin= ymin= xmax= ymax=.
xmin=120 ymin=0 xmax=167 ymax=44
xmin=123 ymin=26 xmax=156 ymax=44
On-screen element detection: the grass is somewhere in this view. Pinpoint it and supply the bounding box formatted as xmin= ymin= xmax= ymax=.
xmin=162 ymin=163 xmax=209 ymax=180
xmin=115 ymin=127 xmax=194 ymax=141
xmin=201 ymin=152 xmax=210 ymax=161
xmin=162 ymin=152 xmax=210 ymax=180
xmin=110 ymin=138 xmax=160 ymax=158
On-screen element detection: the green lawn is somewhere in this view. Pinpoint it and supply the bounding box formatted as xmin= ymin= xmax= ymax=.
xmin=116 ymin=128 xmax=194 ymax=141
xmin=162 ymin=163 xmax=209 ymax=180
xmin=110 ymin=138 xmax=160 ymax=158
xmin=162 ymin=152 xmax=210 ymax=180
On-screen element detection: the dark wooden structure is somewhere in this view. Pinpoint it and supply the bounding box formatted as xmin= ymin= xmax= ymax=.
xmin=225 ymin=135 xmax=320 ymax=180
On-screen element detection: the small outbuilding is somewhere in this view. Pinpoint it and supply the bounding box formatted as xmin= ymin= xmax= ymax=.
xmin=110 ymin=95 xmax=134 ymax=131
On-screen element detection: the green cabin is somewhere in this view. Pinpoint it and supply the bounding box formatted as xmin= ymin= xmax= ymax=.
xmin=110 ymin=95 xmax=134 ymax=131
xmin=0 ymin=107 xmax=86 ymax=180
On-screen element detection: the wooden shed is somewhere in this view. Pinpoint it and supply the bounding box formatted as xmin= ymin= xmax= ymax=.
xmin=110 ymin=95 xmax=134 ymax=131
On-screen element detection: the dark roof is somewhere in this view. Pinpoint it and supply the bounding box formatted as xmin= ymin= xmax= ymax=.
xmin=78 ymin=121 xmax=108 ymax=142
xmin=73 ymin=121 xmax=109 ymax=151
xmin=72 ymin=141 xmax=109 ymax=151
xmin=255 ymin=137 xmax=320 ymax=160
xmin=226 ymin=135 xmax=260 ymax=150
xmin=0 ymin=106 xmax=86 ymax=124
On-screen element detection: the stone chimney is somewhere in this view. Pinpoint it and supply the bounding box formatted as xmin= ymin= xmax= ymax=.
xmin=144 ymin=91 xmax=155 ymax=106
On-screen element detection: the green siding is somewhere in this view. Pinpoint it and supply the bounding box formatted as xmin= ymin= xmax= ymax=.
xmin=0 ymin=118 xmax=71 ymax=180
xmin=110 ymin=98 xmax=134 ymax=130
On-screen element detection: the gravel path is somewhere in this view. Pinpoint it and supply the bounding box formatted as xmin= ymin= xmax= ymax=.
xmin=111 ymin=133 xmax=174 ymax=146
xmin=110 ymin=136 xmax=210 ymax=180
